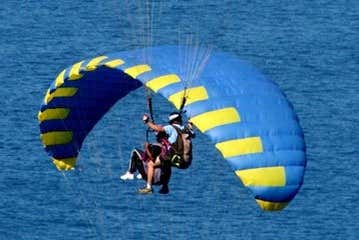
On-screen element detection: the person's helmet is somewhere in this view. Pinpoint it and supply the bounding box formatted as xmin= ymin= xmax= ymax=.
xmin=168 ymin=112 xmax=182 ymax=124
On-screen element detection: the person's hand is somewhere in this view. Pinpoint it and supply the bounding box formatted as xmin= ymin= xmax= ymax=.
xmin=187 ymin=121 xmax=193 ymax=129
xmin=143 ymin=114 xmax=150 ymax=124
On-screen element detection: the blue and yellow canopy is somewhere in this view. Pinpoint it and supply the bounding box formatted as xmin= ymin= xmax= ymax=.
xmin=39 ymin=46 xmax=306 ymax=211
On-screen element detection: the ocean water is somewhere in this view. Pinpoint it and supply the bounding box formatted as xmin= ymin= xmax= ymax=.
xmin=1 ymin=0 xmax=358 ymax=239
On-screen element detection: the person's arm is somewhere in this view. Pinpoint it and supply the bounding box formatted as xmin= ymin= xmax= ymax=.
xmin=186 ymin=122 xmax=196 ymax=138
xmin=146 ymin=121 xmax=165 ymax=132
xmin=144 ymin=142 xmax=153 ymax=162
xmin=143 ymin=114 xmax=165 ymax=132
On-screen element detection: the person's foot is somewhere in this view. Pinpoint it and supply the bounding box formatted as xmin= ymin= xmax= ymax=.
xmin=138 ymin=186 xmax=153 ymax=194
xmin=158 ymin=185 xmax=169 ymax=194
xmin=120 ymin=172 xmax=134 ymax=180
xmin=136 ymin=173 xmax=142 ymax=179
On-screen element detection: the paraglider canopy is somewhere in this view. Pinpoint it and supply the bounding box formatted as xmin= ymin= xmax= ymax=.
xmin=39 ymin=46 xmax=306 ymax=211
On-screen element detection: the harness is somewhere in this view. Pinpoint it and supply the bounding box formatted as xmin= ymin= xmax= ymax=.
xmin=167 ymin=125 xmax=192 ymax=169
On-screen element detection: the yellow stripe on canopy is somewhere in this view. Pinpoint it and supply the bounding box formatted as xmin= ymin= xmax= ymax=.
xmin=255 ymin=199 xmax=289 ymax=211
xmin=86 ymin=56 xmax=108 ymax=71
xmin=190 ymin=107 xmax=240 ymax=132
xmin=215 ymin=136 xmax=263 ymax=158
xmin=52 ymin=157 xmax=76 ymax=171
xmin=44 ymin=87 xmax=78 ymax=104
xmin=38 ymin=108 xmax=70 ymax=123
xmin=55 ymin=70 xmax=66 ymax=88
xmin=104 ymin=59 xmax=125 ymax=68
xmin=124 ymin=64 xmax=152 ymax=78
xmin=145 ymin=74 xmax=181 ymax=92
xmin=69 ymin=61 xmax=84 ymax=80
xmin=40 ymin=131 xmax=73 ymax=146
xmin=235 ymin=166 xmax=286 ymax=187
xmin=168 ymin=86 xmax=209 ymax=109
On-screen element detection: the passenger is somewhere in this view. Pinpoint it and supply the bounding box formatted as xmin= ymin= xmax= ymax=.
xmin=120 ymin=132 xmax=172 ymax=194
xmin=120 ymin=143 xmax=162 ymax=183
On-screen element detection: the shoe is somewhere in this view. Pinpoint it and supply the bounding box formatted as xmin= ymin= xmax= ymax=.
xmin=136 ymin=173 xmax=142 ymax=179
xmin=120 ymin=172 xmax=134 ymax=180
xmin=159 ymin=185 xmax=169 ymax=194
xmin=138 ymin=186 xmax=153 ymax=194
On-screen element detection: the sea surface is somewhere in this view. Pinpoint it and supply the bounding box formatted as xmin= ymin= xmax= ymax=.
xmin=1 ymin=0 xmax=358 ymax=239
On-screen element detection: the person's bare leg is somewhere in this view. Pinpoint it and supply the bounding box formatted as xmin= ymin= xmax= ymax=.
xmin=138 ymin=160 xmax=155 ymax=194
xmin=146 ymin=161 xmax=154 ymax=188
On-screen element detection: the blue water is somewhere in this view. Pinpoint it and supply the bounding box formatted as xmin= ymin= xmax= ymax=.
xmin=1 ymin=0 xmax=358 ymax=239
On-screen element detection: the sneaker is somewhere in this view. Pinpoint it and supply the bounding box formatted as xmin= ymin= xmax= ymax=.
xmin=138 ymin=186 xmax=153 ymax=194
xmin=120 ymin=172 xmax=134 ymax=180
xmin=158 ymin=185 xmax=169 ymax=194
xmin=136 ymin=173 xmax=142 ymax=179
